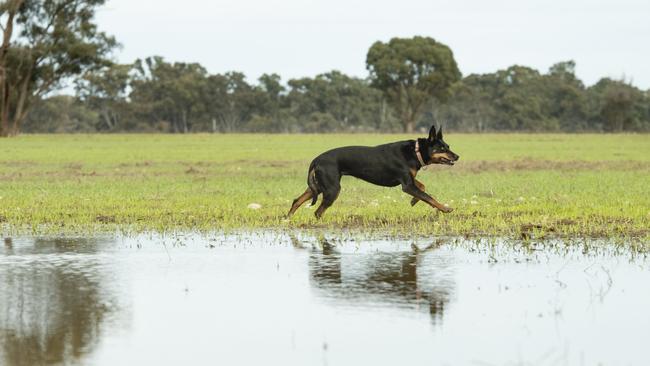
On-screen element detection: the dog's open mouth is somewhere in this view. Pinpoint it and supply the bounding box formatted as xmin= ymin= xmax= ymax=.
xmin=440 ymin=158 xmax=455 ymax=166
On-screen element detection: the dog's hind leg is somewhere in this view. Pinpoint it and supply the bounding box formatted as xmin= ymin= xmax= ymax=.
xmin=314 ymin=187 xmax=340 ymax=219
xmin=287 ymin=188 xmax=313 ymax=217
xmin=410 ymin=179 xmax=426 ymax=206
xmin=314 ymin=172 xmax=341 ymax=219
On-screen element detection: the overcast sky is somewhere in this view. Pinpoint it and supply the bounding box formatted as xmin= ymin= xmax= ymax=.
xmin=96 ymin=0 xmax=650 ymax=89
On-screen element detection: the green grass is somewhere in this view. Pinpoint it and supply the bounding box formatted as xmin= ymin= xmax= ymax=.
xmin=0 ymin=133 xmax=649 ymax=240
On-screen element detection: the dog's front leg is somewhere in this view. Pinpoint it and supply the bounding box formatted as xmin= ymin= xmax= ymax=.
xmin=410 ymin=179 xmax=426 ymax=206
xmin=402 ymin=182 xmax=453 ymax=213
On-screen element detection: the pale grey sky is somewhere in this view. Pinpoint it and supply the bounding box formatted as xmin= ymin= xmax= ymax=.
xmin=96 ymin=0 xmax=650 ymax=89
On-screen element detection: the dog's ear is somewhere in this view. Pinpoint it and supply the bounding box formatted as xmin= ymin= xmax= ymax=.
xmin=428 ymin=125 xmax=437 ymax=142
xmin=436 ymin=126 xmax=443 ymax=140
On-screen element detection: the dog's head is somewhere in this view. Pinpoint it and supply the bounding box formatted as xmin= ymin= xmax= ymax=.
xmin=422 ymin=125 xmax=459 ymax=166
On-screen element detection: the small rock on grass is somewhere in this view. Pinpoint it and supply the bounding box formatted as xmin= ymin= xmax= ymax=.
xmin=247 ymin=203 xmax=262 ymax=210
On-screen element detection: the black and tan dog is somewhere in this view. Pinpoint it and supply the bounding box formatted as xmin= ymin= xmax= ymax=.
xmin=287 ymin=125 xmax=460 ymax=219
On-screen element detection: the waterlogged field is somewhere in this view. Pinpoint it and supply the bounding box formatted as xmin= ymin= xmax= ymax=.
xmin=0 ymin=133 xmax=648 ymax=240
xmin=2 ymin=234 xmax=649 ymax=366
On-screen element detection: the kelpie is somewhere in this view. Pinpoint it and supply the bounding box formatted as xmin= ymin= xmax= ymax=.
xmin=287 ymin=125 xmax=460 ymax=219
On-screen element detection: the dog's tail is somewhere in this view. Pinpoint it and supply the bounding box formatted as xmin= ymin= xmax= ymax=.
xmin=307 ymin=162 xmax=320 ymax=206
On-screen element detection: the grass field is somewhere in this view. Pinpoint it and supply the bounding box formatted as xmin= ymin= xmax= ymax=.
xmin=0 ymin=133 xmax=649 ymax=240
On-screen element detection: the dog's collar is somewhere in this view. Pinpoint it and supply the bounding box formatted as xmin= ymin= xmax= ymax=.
xmin=415 ymin=140 xmax=426 ymax=167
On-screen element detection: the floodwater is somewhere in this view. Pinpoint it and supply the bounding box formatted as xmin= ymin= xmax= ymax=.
xmin=1 ymin=233 xmax=649 ymax=366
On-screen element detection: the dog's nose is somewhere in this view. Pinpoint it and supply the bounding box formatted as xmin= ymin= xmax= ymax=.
xmin=454 ymin=154 xmax=460 ymax=161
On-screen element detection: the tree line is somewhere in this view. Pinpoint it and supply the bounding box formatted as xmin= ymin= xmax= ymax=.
xmin=28 ymin=59 xmax=648 ymax=134
xmin=2 ymin=1 xmax=649 ymax=135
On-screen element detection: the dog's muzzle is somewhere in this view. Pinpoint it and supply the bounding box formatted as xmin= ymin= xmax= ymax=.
xmin=442 ymin=152 xmax=459 ymax=165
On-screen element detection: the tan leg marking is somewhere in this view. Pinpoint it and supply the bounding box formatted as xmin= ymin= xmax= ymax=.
xmin=410 ymin=179 xmax=426 ymax=206
xmin=287 ymin=188 xmax=312 ymax=217
xmin=408 ymin=166 xmax=451 ymax=212
xmin=421 ymin=194 xmax=451 ymax=212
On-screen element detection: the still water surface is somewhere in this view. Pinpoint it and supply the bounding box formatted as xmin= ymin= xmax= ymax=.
xmin=1 ymin=233 xmax=648 ymax=365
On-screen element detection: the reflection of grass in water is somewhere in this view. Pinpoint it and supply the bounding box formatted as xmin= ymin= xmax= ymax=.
xmin=0 ymin=134 xmax=648 ymax=240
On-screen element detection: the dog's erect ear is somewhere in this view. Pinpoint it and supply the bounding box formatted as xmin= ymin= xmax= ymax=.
xmin=428 ymin=125 xmax=437 ymax=141
xmin=436 ymin=126 xmax=443 ymax=140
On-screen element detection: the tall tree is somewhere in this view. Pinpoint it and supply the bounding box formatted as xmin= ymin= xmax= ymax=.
xmin=130 ymin=56 xmax=207 ymax=133
xmin=0 ymin=0 xmax=116 ymax=136
xmin=287 ymin=71 xmax=384 ymax=132
xmin=203 ymin=71 xmax=257 ymax=132
xmin=492 ymin=65 xmax=552 ymax=131
xmin=366 ymin=36 xmax=460 ymax=132
xmin=587 ymin=78 xmax=645 ymax=131
xmin=75 ymin=63 xmax=131 ymax=131
xmin=0 ymin=0 xmax=23 ymax=135
xmin=250 ymin=73 xmax=289 ymax=132
xmin=545 ymin=61 xmax=587 ymax=131
xmin=439 ymin=73 xmax=498 ymax=132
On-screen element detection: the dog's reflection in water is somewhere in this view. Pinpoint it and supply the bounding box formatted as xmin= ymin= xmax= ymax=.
xmin=295 ymin=237 xmax=454 ymax=324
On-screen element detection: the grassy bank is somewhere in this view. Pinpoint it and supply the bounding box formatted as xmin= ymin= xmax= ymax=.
xmin=0 ymin=133 xmax=649 ymax=239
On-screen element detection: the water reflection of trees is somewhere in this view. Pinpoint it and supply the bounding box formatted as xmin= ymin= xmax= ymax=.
xmin=304 ymin=240 xmax=454 ymax=324
xmin=0 ymin=237 xmax=116 ymax=366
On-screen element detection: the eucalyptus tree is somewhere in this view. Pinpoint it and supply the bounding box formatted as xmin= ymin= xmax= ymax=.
xmin=75 ymin=63 xmax=132 ymax=131
xmin=545 ymin=61 xmax=588 ymax=131
xmin=203 ymin=71 xmax=257 ymax=132
xmin=587 ymin=78 xmax=645 ymax=131
xmin=287 ymin=70 xmax=384 ymax=132
xmin=130 ymin=56 xmax=207 ymax=133
xmin=0 ymin=0 xmax=116 ymax=136
xmin=366 ymin=36 xmax=460 ymax=132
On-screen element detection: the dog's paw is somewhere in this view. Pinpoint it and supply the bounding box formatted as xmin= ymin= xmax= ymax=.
xmin=441 ymin=205 xmax=454 ymax=213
